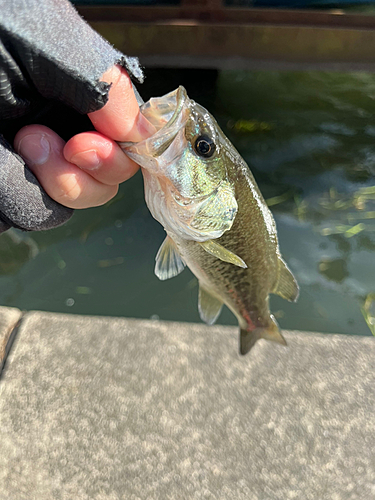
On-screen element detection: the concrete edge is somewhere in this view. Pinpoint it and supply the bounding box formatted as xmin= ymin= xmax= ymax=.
xmin=11 ymin=308 xmax=375 ymax=344
xmin=0 ymin=306 xmax=23 ymax=377
xmin=1 ymin=308 xmax=373 ymax=377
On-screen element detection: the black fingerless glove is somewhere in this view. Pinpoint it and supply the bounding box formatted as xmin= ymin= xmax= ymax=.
xmin=0 ymin=0 xmax=143 ymax=233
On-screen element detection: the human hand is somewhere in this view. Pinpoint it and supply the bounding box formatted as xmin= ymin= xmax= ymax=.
xmin=14 ymin=65 xmax=156 ymax=209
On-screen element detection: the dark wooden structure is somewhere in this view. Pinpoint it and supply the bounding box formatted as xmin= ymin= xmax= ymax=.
xmin=78 ymin=1 xmax=375 ymax=71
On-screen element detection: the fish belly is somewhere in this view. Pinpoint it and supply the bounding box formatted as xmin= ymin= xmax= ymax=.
xmin=173 ymin=232 xmax=276 ymax=332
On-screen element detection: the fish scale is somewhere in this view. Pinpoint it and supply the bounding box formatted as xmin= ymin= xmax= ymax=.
xmin=121 ymin=86 xmax=299 ymax=355
xmin=177 ymin=166 xmax=277 ymax=330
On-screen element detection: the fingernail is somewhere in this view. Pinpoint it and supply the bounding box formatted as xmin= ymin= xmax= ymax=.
xmin=69 ymin=150 xmax=101 ymax=170
xmin=137 ymin=113 xmax=156 ymax=139
xmin=18 ymin=134 xmax=50 ymax=165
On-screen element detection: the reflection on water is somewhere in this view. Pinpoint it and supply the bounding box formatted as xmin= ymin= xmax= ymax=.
xmin=1 ymin=70 xmax=375 ymax=336
xmin=0 ymin=231 xmax=38 ymax=275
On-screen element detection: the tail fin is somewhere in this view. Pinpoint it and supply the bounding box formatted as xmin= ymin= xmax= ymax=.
xmin=239 ymin=316 xmax=286 ymax=355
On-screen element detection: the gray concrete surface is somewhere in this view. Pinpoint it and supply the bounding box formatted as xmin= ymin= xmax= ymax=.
xmin=0 ymin=306 xmax=22 ymax=374
xmin=0 ymin=310 xmax=375 ymax=500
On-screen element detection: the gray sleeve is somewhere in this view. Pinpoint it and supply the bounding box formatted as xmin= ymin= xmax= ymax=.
xmin=0 ymin=0 xmax=143 ymax=117
xmin=0 ymin=0 xmax=143 ymax=233
xmin=0 ymin=137 xmax=73 ymax=232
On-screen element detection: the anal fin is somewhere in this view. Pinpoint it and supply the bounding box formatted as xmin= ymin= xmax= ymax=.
xmin=274 ymin=256 xmax=299 ymax=302
xmin=155 ymin=236 xmax=186 ymax=281
xmin=199 ymin=285 xmax=223 ymax=325
xmin=240 ymin=315 xmax=286 ymax=355
xmin=199 ymin=240 xmax=247 ymax=269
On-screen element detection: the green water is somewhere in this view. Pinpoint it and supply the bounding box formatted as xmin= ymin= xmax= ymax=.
xmin=2 ymin=70 xmax=375 ymax=336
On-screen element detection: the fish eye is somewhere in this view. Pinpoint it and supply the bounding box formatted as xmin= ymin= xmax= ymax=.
xmin=194 ymin=135 xmax=216 ymax=158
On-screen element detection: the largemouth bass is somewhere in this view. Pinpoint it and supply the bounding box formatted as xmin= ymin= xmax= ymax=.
xmin=121 ymin=87 xmax=298 ymax=355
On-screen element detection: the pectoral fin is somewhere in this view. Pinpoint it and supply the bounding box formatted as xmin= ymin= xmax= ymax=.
xmin=155 ymin=236 xmax=186 ymax=281
xmin=240 ymin=315 xmax=286 ymax=355
xmin=198 ymin=286 xmax=223 ymax=325
xmin=199 ymin=240 xmax=247 ymax=269
xmin=273 ymin=256 xmax=299 ymax=302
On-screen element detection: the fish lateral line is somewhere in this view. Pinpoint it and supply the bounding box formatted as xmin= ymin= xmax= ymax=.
xmin=120 ymin=85 xmax=299 ymax=356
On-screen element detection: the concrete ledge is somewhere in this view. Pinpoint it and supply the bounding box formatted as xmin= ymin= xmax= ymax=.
xmin=0 ymin=305 xmax=22 ymax=375
xmin=0 ymin=311 xmax=374 ymax=499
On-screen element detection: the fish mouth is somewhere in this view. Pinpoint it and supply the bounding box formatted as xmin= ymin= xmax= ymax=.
xmin=119 ymin=86 xmax=189 ymax=160
xmin=141 ymin=86 xmax=188 ymax=132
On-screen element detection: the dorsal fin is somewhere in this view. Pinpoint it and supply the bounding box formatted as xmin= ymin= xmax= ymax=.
xmin=155 ymin=236 xmax=186 ymax=281
xmin=198 ymin=285 xmax=223 ymax=325
xmin=199 ymin=240 xmax=247 ymax=269
xmin=273 ymin=256 xmax=299 ymax=302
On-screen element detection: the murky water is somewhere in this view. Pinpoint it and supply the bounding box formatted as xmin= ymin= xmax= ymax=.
xmin=2 ymin=70 xmax=375 ymax=336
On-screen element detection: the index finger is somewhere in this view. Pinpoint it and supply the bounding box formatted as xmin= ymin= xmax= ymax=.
xmin=88 ymin=65 xmax=155 ymax=142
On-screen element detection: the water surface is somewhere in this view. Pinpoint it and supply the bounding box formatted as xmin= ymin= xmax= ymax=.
xmin=2 ymin=70 xmax=375 ymax=336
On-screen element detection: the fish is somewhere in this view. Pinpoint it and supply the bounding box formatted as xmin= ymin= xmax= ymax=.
xmin=121 ymin=86 xmax=299 ymax=355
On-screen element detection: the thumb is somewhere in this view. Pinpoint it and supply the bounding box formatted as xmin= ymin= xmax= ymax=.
xmin=88 ymin=65 xmax=155 ymax=143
